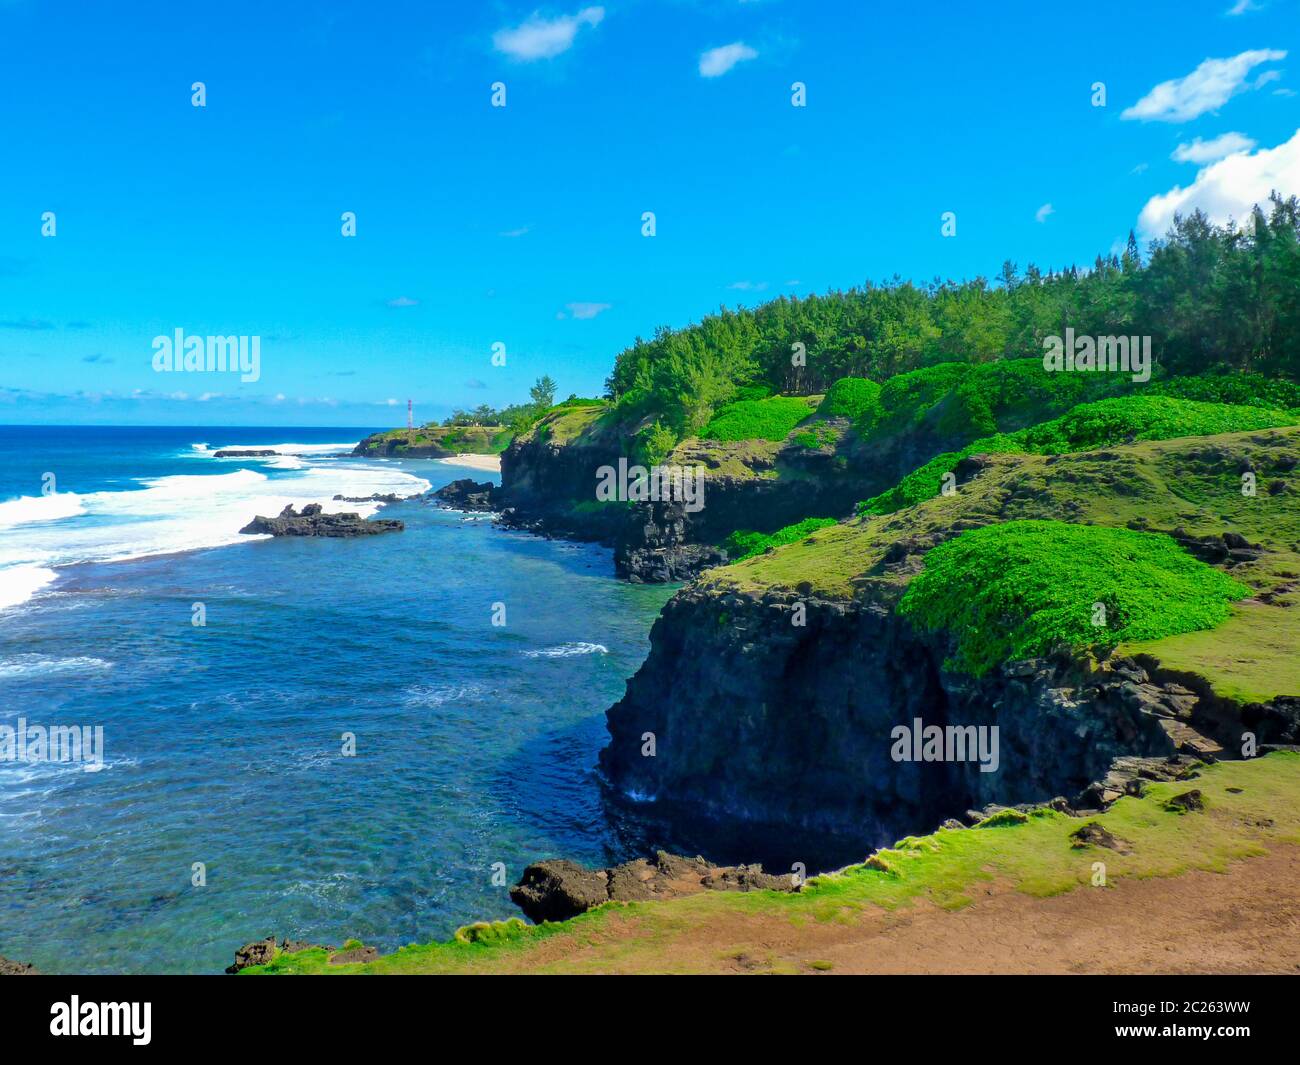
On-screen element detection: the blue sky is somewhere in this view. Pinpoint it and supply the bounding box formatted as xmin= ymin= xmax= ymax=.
xmin=1 ymin=0 xmax=1297 ymax=426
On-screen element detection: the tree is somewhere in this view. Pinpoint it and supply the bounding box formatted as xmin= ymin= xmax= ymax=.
xmin=529 ymin=375 xmax=557 ymax=409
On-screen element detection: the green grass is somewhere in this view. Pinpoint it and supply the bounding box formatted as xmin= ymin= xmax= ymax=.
xmin=721 ymin=517 xmax=840 ymax=562
xmin=898 ymin=520 xmax=1251 ymax=676
xmin=860 ymin=395 xmax=1299 ymax=515
xmin=239 ymin=753 xmax=1300 ymax=974
xmin=701 ymin=396 xmax=818 ymax=442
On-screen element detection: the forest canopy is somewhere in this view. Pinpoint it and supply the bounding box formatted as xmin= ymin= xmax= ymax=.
xmin=604 ymin=197 xmax=1300 ymax=451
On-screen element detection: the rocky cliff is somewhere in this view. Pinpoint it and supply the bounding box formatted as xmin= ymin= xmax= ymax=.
xmin=602 ymin=429 xmax=1300 ymax=855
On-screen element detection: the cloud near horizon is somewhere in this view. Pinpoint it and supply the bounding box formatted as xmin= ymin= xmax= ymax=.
xmin=494 ymin=7 xmax=605 ymax=61
xmin=699 ymin=42 xmax=758 ymax=78
xmin=1122 ymin=49 xmax=1286 ymax=122
xmin=1138 ymin=127 xmax=1300 ymax=240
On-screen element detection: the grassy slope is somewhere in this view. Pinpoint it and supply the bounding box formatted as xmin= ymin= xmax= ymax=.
xmin=244 ymin=752 xmax=1300 ymax=974
xmin=708 ymin=426 xmax=1300 ymax=699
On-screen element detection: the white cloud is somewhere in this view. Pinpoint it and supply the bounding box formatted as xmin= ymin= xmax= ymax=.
xmin=699 ymin=42 xmax=758 ymax=78
xmin=727 ymin=280 xmax=768 ymax=291
xmin=563 ymin=301 xmax=611 ymax=319
xmin=494 ymin=7 xmax=604 ymax=61
xmin=1227 ymin=0 xmax=1261 ymax=14
xmin=1171 ymin=131 xmax=1257 ymax=163
xmin=1121 ymin=49 xmax=1287 ymax=123
xmin=499 ymin=226 xmax=531 ymax=238
xmin=1035 ymin=203 xmax=1054 ymax=223
xmin=1137 ymin=127 xmax=1300 ymax=240
xmin=386 ymin=296 xmax=419 ymax=308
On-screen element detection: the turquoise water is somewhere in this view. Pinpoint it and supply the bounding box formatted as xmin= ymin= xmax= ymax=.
xmin=0 ymin=427 xmax=672 ymax=974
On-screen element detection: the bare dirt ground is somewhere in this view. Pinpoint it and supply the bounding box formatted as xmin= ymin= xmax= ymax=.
xmin=517 ymin=845 xmax=1300 ymax=974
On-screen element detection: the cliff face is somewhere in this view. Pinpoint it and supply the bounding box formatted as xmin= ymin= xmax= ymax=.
xmin=499 ymin=406 xmax=963 ymax=581
xmin=601 ymin=429 xmax=1300 ymax=855
xmin=600 ymin=587 xmax=1183 ymax=847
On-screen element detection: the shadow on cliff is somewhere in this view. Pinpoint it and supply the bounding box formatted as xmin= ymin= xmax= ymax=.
xmin=490 ymin=715 xmax=888 ymax=876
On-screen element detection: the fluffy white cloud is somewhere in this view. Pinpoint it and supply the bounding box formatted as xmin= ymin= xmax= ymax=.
xmin=494 ymin=7 xmax=604 ymax=61
xmin=1035 ymin=203 xmax=1054 ymax=223
xmin=1171 ymin=131 xmax=1257 ymax=163
xmin=1138 ymin=127 xmax=1300 ymax=239
xmin=699 ymin=42 xmax=758 ymax=78
xmin=1122 ymin=49 xmax=1286 ymax=122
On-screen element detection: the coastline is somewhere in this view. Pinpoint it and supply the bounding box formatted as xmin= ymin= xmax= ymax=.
xmin=436 ymin=453 xmax=502 ymax=473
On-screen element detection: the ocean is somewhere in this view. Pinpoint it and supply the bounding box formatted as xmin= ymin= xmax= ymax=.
xmin=0 ymin=426 xmax=673 ymax=974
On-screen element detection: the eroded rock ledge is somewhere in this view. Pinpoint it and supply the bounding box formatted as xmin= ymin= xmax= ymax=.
xmin=509 ymin=850 xmax=797 ymax=923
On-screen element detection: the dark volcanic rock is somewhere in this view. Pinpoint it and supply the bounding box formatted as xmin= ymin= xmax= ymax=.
xmin=213 ymin=449 xmax=278 ymax=458
xmin=433 ymin=478 xmax=501 ymax=512
xmin=226 ymin=936 xmax=331 ymax=973
xmin=239 ymin=503 xmax=403 ymax=537
xmin=510 ymin=860 xmax=611 ymax=922
xmin=1069 ymin=822 xmax=1130 ymax=852
xmin=599 ymin=587 xmax=1255 ymax=841
xmin=510 ymin=850 xmax=797 ymax=923
xmin=0 ymin=956 xmax=39 ymax=975
xmin=1165 ymin=789 xmax=1206 ymax=813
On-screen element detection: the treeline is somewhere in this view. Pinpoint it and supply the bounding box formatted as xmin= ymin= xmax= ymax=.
xmin=605 ymin=196 xmax=1300 ymax=438
xmin=442 ymin=376 xmax=560 ymax=431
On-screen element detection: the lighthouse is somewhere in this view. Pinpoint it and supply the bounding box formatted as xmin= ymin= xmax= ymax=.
xmin=407 ymin=399 xmax=413 ymax=430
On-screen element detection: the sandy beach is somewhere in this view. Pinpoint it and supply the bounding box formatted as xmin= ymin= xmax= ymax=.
xmin=437 ymin=453 xmax=502 ymax=473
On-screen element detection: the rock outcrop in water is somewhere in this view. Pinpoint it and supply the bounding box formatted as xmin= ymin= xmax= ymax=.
xmin=0 ymin=956 xmax=39 ymax=975
xmin=239 ymin=503 xmax=403 ymax=537
xmin=432 ymin=478 xmax=501 ymax=512
xmin=213 ymin=449 xmax=279 ymax=458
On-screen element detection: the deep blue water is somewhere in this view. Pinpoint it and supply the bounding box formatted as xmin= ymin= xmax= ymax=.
xmin=0 ymin=426 xmax=673 ymax=974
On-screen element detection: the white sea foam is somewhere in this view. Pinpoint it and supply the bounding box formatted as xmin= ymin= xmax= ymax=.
xmin=0 ymin=455 xmax=429 ymax=614
xmin=402 ymin=683 xmax=490 ymax=708
xmin=522 ymin=642 xmax=609 ymax=659
xmin=0 ymin=654 xmax=113 ymax=679
xmin=0 ymin=566 xmax=59 ymax=612
xmin=0 ymin=492 xmax=87 ymax=529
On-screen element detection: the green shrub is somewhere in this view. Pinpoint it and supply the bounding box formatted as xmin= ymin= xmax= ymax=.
xmin=633 ymin=420 xmax=679 ymax=465
xmin=1150 ymin=373 xmax=1300 ymax=411
xmin=722 ymin=517 xmax=839 ymax=562
xmin=702 ymin=396 xmax=816 ymax=442
xmin=1017 ymin=395 xmax=1295 ymax=454
xmin=897 ymin=520 xmax=1251 ymax=676
xmin=859 ymin=395 xmax=1298 ymax=516
xmin=821 ymin=377 xmax=882 ymax=422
